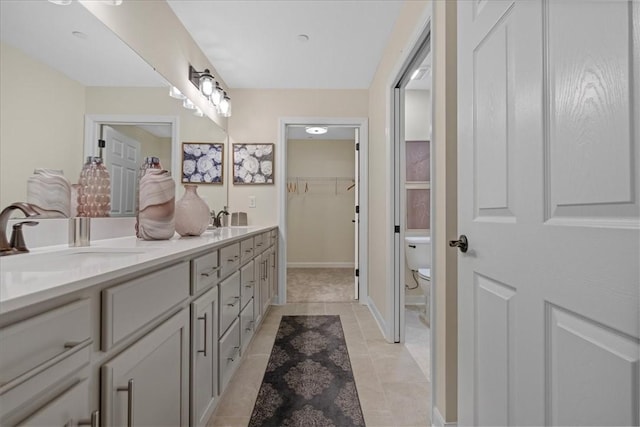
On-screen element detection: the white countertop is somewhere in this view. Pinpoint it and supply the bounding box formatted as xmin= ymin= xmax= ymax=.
xmin=0 ymin=226 xmax=275 ymax=315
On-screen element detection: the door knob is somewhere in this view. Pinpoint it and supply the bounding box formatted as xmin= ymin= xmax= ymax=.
xmin=449 ymin=235 xmax=468 ymax=253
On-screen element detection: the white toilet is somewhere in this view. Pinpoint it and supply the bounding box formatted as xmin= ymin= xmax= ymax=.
xmin=405 ymin=236 xmax=432 ymax=320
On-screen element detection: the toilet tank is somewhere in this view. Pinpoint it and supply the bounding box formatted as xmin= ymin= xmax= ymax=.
xmin=405 ymin=236 xmax=432 ymax=271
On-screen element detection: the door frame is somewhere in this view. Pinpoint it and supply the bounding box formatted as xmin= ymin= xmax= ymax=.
xmin=84 ymin=114 xmax=179 ymax=179
xmin=277 ymin=117 xmax=369 ymax=305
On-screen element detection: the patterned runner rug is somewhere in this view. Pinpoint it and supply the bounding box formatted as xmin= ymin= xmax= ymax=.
xmin=249 ymin=315 xmax=365 ymax=427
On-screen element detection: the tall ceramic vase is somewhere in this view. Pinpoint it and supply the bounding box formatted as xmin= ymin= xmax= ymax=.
xmin=138 ymin=169 xmax=175 ymax=240
xmin=175 ymin=184 xmax=210 ymax=237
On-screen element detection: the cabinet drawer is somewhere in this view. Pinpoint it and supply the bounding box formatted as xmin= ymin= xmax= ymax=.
xmin=102 ymin=262 xmax=189 ymax=350
xmin=240 ymin=261 xmax=255 ymax=309
xmin=16 ymin=378 xmax=91 ymax=427
xmin=191 ymin=251 xmax=220 ymax=295
xmin=0 ymin=346 xmax=91 ymax=426
xmin=219 ymin=272 xmax=240 ymax=336
xmin=240 ymin=237 xmax=254 ymax=265
xmin=218 ymin=318 xmax=240 ymax=393
xmin=0 ymin=299 xmax=91 ymax=390
xmin=253 ymin=233 xmax=266 ymax=255
xmin=219 ymin=243 xmax=240 ymax=279
xmin=240 ymin=299 xmax=255 ymax=356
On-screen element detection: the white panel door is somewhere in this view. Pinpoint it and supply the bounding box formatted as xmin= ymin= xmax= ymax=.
xmin=457 ymin=1 xmax=639 ymax=426
xmin=104 ymin=125 xmax=139 ymax=217
xmin=354 ymin=128 xmax=360 ymax=299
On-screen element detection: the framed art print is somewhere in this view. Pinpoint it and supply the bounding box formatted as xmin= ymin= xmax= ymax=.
xmin=181 ymin=143 xmax=224 ymax=184
xmin=233 ymin=143 xmax=274 ymax=184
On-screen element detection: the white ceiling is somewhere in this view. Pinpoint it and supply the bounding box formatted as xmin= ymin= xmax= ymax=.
xmin=167 ymin=0 xmax=404 ymax=89
xmin=0 ymin=0 xmax=166 ymax=87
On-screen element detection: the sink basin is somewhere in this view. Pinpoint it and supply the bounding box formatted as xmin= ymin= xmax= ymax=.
xmin=0 ymin=246 xmax=157 ymax=272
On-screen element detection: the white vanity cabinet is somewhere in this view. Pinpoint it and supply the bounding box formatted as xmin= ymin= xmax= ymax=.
xmin=0 ymin=299 xmax=95 ymax=426
xmin=16 ymin=379 xmax=95 ymax=427
xmin=0 ymin=226 xmax=278 ymax=427
xmin=190 ymin=287 xmax=218 ymax=427
xmin=101 ymin=309 xmax=190 ymax=427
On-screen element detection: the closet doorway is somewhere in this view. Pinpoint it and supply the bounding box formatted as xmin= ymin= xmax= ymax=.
xmin=277 ymin=118 xmax=369 ymax=305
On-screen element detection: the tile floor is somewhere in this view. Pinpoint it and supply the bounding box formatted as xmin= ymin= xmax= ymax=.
xmin=207 ymin=303 xmax=431 ymax=427
xmin=404 ymin=305 xmax=431 ymax=382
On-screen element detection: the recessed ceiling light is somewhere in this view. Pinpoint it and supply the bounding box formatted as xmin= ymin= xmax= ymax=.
xmin=72 ymin=31 xmax=88 ymax=40
xmin=305 ymin=126 xmax=328 ymax=135
xmin=297 ymin=34 xmax=310 ymax=42
xmin=410 ymin=66 xmax=430 ymax=81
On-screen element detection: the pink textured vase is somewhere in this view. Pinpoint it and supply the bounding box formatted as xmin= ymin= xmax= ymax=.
xmin=175 ymin=184 xmax=210 ymax=237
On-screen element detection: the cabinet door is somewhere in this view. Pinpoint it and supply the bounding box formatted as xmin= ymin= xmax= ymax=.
xmin=240 ymin=260 xmax=255 ymax=310
xmin=259 ymin=255 xmax=270 ymax=317
xmin=17 ymin=378 xmax=94 ymax=427
xmin=102 ymin=310 xmax=189 ymax=427
xmin=269 ymin=248 xmax=277 ymax=302
xmin=190 ymin=288 xmax=218 ymax=427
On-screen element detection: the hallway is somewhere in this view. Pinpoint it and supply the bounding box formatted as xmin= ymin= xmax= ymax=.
xmin=208 ymin=302 xmax=431 ymax=427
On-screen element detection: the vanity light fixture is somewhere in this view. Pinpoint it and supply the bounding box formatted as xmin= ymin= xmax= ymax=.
xmin=218 ymin=92 xmax=231 ymax=117
xmin=305 ymin=126 xmax=328 ymax=135
xmin=189 ymin=65 xmax=215 ymax=97
xmin=183 ymin=98 xmax=197 ymax=110
xmin=210 ymin=82 xmax=224 ymax=107
xmin=169 ymin=86 xmax=186 ymax=100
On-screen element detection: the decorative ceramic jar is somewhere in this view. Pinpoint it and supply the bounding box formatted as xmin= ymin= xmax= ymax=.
xmin=26 ymin=168 xmax=71 ymax=217
xmin=77 ymin=157 xmax=111 ymax=217
xmin=175 ymin=184 xmax=210 ymax=237
xmin=137 ymin=169 xmax=175 ymax=240
xmin=136 ymin=157 xmax=163 ymax=237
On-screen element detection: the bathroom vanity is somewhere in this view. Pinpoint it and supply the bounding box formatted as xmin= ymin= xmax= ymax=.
xmin=0 ymin=226 xmax=278 ymax=426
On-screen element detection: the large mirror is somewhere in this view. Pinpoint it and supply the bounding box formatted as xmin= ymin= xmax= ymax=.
xmin=0 ymin=0 xmax=229 ymax=216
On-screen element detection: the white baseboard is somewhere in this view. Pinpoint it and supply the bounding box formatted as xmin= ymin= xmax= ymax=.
xmin=367 ymin=298 xmax=390 ymax=341
xmin=287 ymin=262 xmax=354 ymax=268
xmin=433 ymin=407 xmax=457 ymax=427
xmin=405 ymin=295 xmax=426 ymax=305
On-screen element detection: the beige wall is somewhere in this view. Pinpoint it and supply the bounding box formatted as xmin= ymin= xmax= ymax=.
xmin=227 ymin=89 xmax=368 ymax=226
xmin=405 ymin=89 xmax=432 ymax=141
xmin=108 ymin=125 xmax=172 ymax=171
xmin=432 ymin=0 xmax=458 ymax=422
xmin=85 ymin=87 xmax=229 ymax=213
xmin=0 ymin=42 xmax=86 ymax=208
xmin=287 ymin=139 xmax=355 ymax=266
xmin=367 ymin=0 xmax=430 ymax=332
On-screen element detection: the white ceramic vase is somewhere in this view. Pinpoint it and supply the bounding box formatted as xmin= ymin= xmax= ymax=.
xmin=138 ymin=169 xmax=175 ymax=240
xmin=175 ymin=184 xmax=210 ymax=237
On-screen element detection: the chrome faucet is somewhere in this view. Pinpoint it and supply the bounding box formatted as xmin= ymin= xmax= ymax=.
xmin=213 ymin=208 xmax=229 ymax=228
xmin=0 ymin=202 xmax=40 ymax=256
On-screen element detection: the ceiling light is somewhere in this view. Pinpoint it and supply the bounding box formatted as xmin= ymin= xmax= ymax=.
xmin=48 ymin=0 xmax=72 ymax=4
xmin=411 ymin=66 xmax=431 ymax=81
xmin=305 ymin=126 xmax=328 ymax=135
xmin=169 ymin=86 xmax=186 ymax=100
xmin=183 ymin=98 xmax=196 ymax=110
